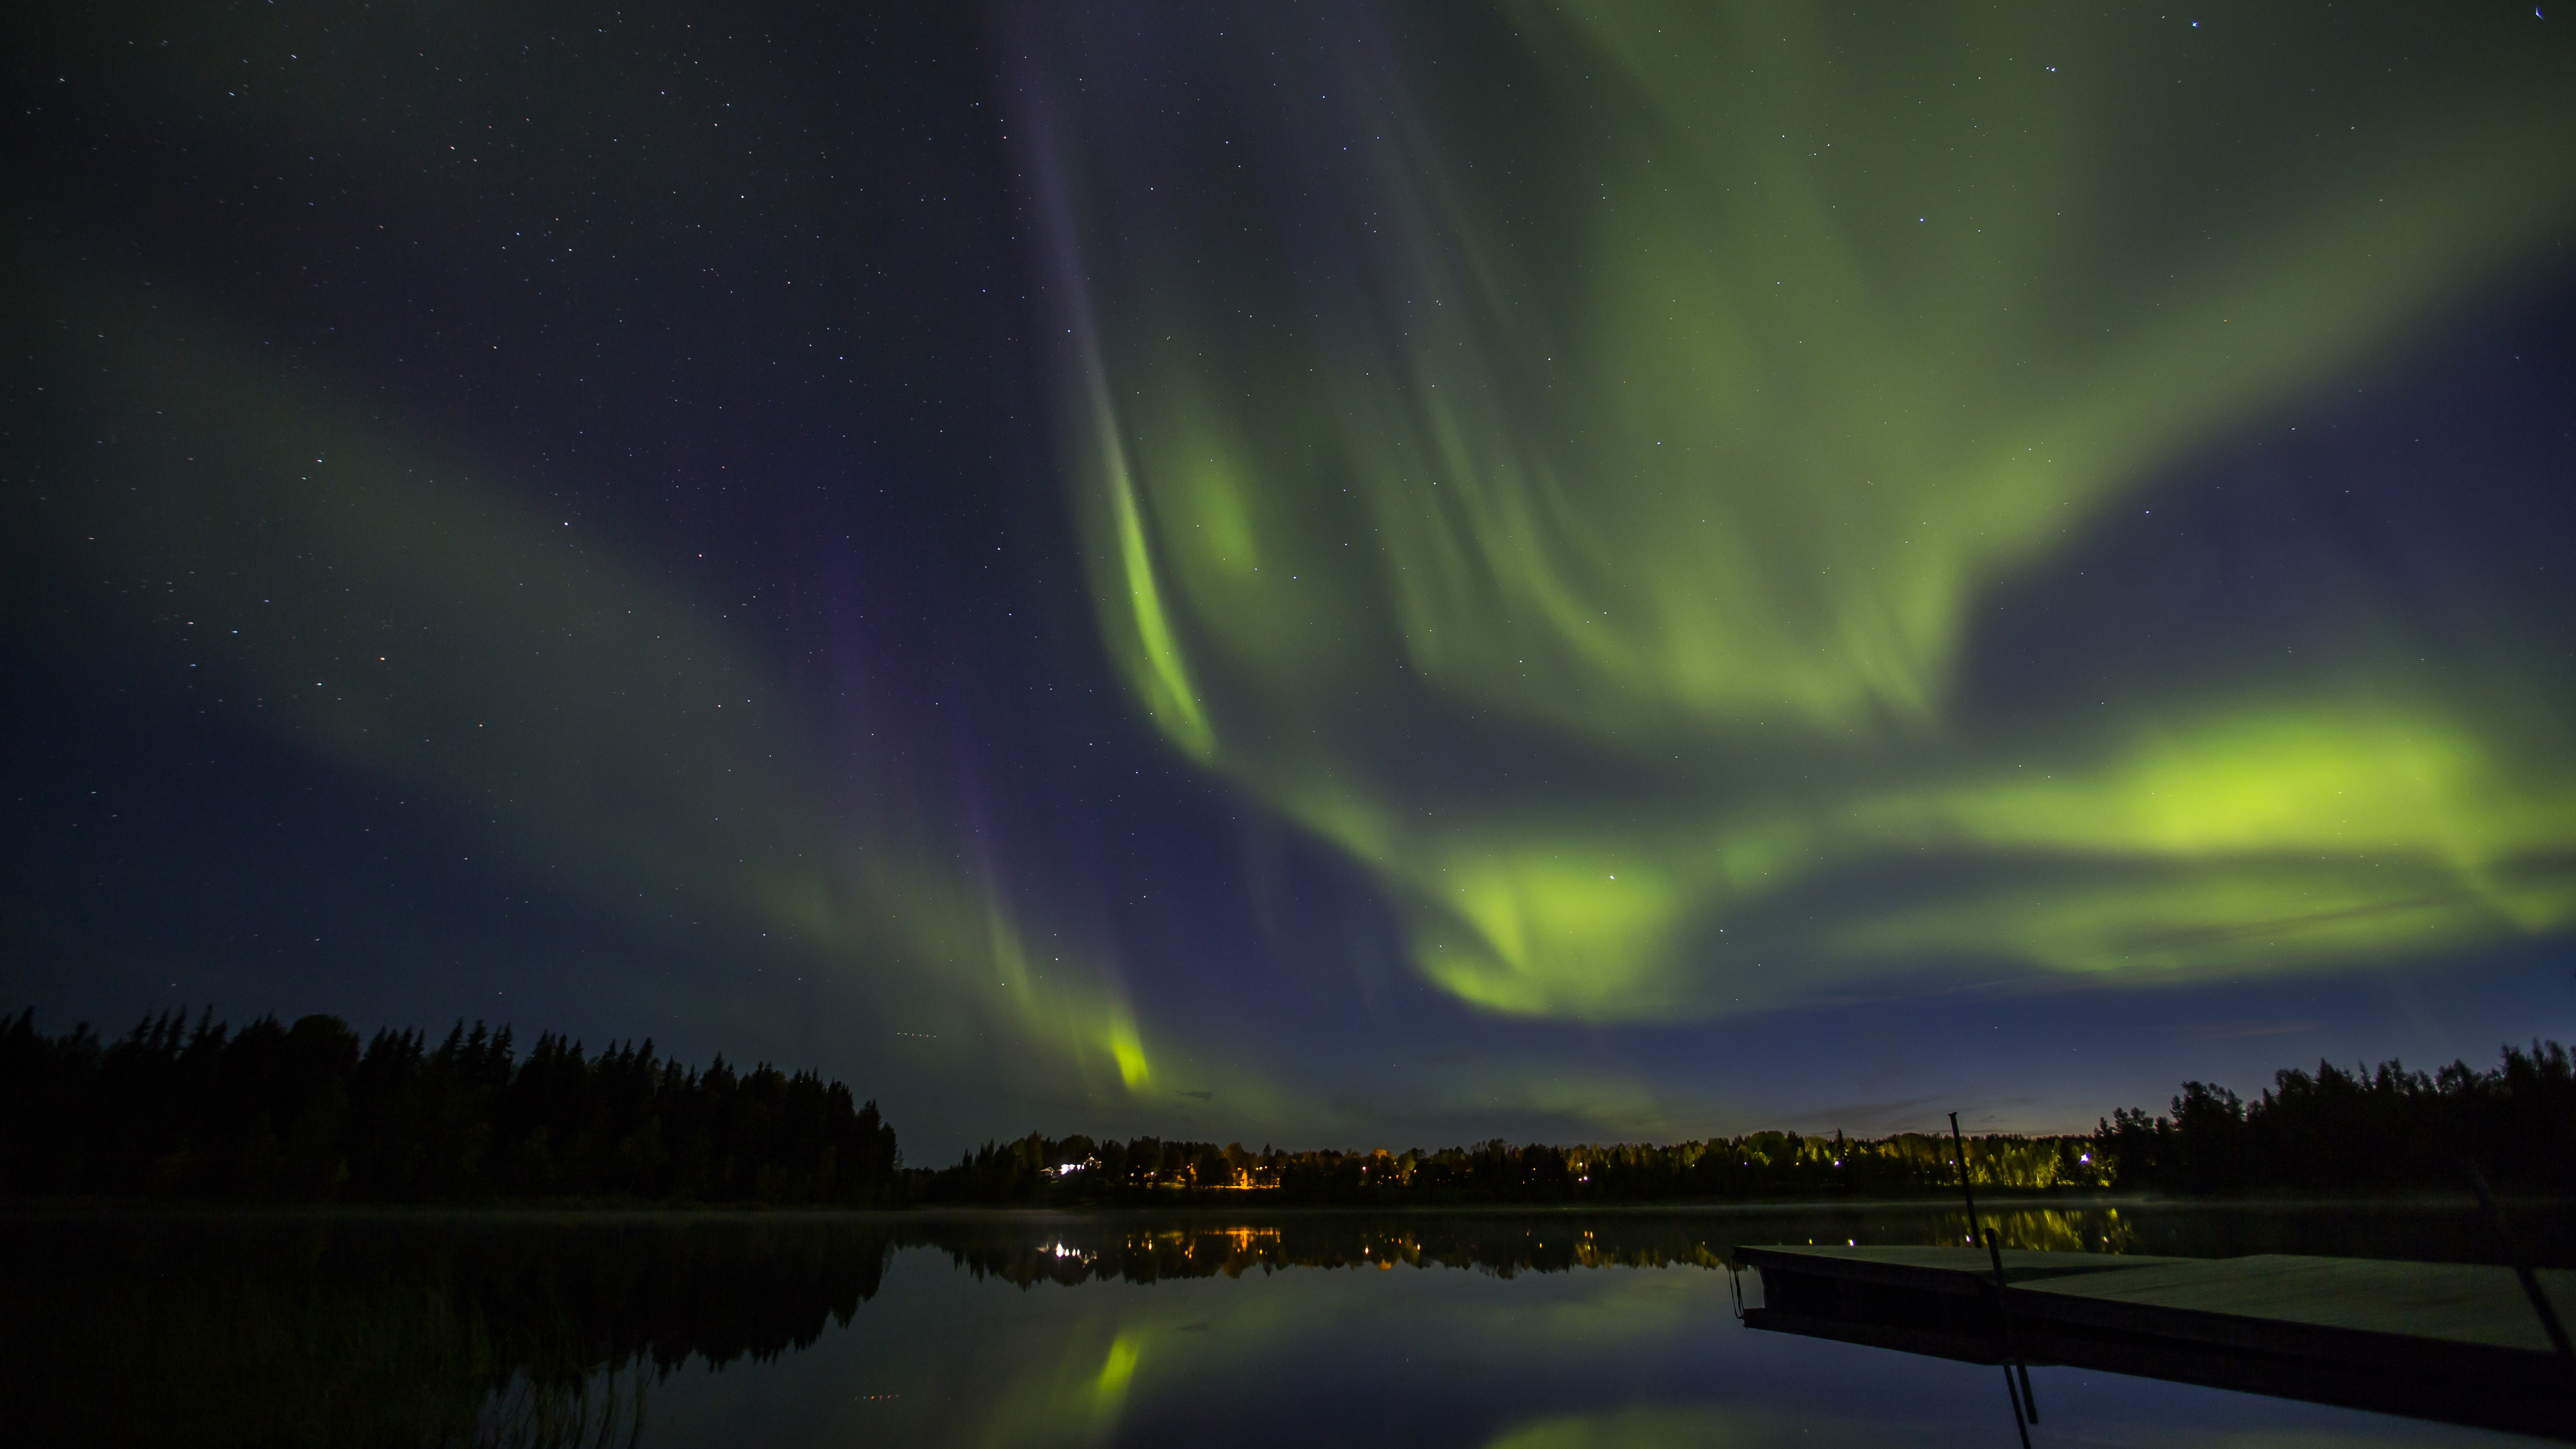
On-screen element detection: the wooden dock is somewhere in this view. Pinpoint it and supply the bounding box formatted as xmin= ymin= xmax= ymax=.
xmin=1736 ymin=1244 xmax=2576 ymax=1440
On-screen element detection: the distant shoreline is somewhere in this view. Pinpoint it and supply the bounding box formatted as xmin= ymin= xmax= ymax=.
xmin=7 ymin=1190 xmax=2563 ymax=1220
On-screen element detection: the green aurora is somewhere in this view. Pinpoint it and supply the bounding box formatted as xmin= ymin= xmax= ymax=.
xmin=3 ymin=257 xmax=1171 ymax=1113
xmin=1039 ymin=4 xmax=2576 ymax=1020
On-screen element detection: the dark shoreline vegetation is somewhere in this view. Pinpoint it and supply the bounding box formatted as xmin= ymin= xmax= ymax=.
xmin=4 ymin=1009 xmax=2569 ymax=1206
xmin=0 ymin=1009 xmax=901 ymax=1206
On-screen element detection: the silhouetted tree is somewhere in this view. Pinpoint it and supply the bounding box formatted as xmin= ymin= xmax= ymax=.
xmin=0 ymin=1008 xmax=902 ymax=1205
xmin=2097 ymin=1042 xmax=2573 ymax=1194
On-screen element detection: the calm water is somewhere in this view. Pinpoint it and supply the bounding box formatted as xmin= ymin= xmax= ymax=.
xmin=6 ymin=1202 xmax=2567 ymax=1447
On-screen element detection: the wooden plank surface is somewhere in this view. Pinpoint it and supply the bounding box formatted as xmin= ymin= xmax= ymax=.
xmin=1738 ymin=1243 xmax=2576 ymax=1438
xmin=1738 ymin=1244 xmax=2189 ymax=1282
xmin=2016 ymin=1253 xmax=2576 ymax=1355
xmin=1741 ymin=1243 xmax=2576 ymax=1357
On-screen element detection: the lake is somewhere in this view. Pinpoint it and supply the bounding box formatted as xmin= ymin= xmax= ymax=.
xmin=6 ymin=1202 xmax=2565 ymax=1447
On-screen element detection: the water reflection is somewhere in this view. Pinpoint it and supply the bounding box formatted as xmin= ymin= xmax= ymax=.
xmin=2 ymin=1205 xmax=2550 ymax=1447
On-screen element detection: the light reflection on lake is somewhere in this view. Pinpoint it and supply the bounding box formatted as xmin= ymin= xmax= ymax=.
xmin=5 ymin=1205 xmax=2557 ymax=1447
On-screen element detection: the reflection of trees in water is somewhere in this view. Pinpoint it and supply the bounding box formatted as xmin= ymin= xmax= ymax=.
xmin=479 ymin=1364 xmax=649 ymax=1449
xmin=1945 ymin=1208 xmax=2136 ymax=1256
xmin=909 ymin=1202 xmax=2553 ymax=1286
xmin=1 ymin=1214 xmax=895 ymax=1447
xmin=929 ymin=1216 xmax=1745 ymax=1286
xmin=7 ymin=1205 xmax=2553 ymax=1442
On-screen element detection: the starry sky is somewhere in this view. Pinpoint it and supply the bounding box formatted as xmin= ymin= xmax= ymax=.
xmin=6 ymin=2 xmax=2574 ymax=1157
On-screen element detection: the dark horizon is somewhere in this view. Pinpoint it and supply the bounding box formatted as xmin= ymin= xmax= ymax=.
xmin=8 ymin=1004 xmax=2568 ymax=1213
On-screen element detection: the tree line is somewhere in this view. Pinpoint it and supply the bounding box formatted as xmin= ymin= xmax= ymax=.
xmin=0 ymin=1008 xmax=900 ymax=1204
xmin=5 ymin=1006 xmax=2565 ymax=1205
xmin=924 ymin=1042 xmax=2572 ymax=1205
xmin=2096 ymin=1040 xmax=2573 ymax=1194
xmin=920 ymin=1125 xmax=2112 ymax=1205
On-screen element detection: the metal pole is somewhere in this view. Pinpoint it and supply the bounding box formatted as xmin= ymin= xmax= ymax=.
xmin=1949 ymin=1111 xmax=1981 ymax=1239
xmin=2463 ymin=1159 xmax=2575 ymax=1364
xmin=1954 ymin=1112 xmax=2039 ymax=1430
xmin=1989 ymin=1228 xmax=2041 ymax=1422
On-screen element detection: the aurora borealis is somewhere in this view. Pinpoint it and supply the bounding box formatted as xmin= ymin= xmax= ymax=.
xmin=6 ymin=2 xmax=2573 ymax=1153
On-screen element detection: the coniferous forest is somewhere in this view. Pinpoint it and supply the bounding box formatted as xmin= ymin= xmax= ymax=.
xmin=2094 ymin=1042 xmax=2576 ymax=1195
xmin=0 ymin=1009 xmax=901 ymax=1204
xmin=2 ymin=1008 xmax=2567 ymax=1205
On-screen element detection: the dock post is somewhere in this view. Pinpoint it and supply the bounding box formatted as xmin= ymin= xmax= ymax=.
xmin=2463 ymin=1160 xmax=2576 ymax=1366
xmin=1953 ymin=1112 xmax=2039 ymax=1436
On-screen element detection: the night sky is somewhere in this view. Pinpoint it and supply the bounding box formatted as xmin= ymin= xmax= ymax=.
xmin=7 ymin=2 xmax=2573 ymax=1158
